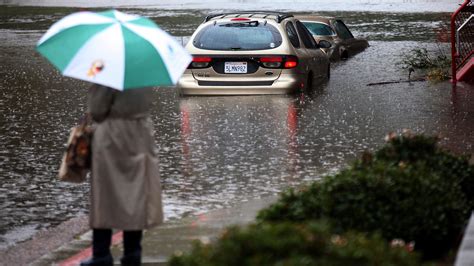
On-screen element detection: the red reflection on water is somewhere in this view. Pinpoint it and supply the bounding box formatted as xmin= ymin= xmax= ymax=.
xmin=178 ymin=96 xmax=303 ymax=179
xmin=286 ymin=100 xmax=299 ymax=175
xmin=180 ymin=106 xmax=192 ymax=176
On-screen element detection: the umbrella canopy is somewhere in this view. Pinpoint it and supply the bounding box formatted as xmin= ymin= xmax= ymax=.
xmin=37 ymin=10 xmax=192 ymax=90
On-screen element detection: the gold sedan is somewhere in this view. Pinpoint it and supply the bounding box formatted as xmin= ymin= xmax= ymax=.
xmin=296 ymin=15 xmax=369 ymax=61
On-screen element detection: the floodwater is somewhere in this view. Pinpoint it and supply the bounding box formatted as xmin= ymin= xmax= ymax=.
xmin=1 ymin=4 xmax=473 ymax=250
xmin=1 ymin=0 xmax=464 ymax=12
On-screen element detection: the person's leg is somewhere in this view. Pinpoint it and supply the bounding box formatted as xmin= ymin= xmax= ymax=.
xmin=121 ymin=230 xmax=142 ymax=266
xmin=80 ymin=228 xmax=113 ymax=266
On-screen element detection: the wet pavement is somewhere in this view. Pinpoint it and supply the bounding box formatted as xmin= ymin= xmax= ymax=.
xmin=32 ymin=197 xmax=277 ymax=265
xmin=1 ymin=3 xmax=473 ymax=258
xmin=1 ymin=215 xmax=89 ymax=266
xmin=455 ymin=213 xmax=474 ymax=266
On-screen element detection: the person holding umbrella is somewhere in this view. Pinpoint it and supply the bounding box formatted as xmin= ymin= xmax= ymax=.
xmin=37 ymin=10 xmax=192 ymax=266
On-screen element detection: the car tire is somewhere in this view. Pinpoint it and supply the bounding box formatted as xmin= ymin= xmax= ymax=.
xmin=327 ymin=65 xmax=331 ymax=80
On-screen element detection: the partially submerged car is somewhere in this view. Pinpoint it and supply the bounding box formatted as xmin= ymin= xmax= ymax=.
xmin=178 ymin=12 xmax=331 ymax=96
xmin=296 ymin=15 xmax=369 ymax=61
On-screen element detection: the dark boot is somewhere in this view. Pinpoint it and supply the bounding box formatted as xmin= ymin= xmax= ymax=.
xmin=79 ymin=254 xmax=113 ymax=266
xmin=121 ymin=230 xmax=142 ymax=266
xmin=120 ymin=250 xmax=141 ymax=266
xmin=80 ymin=229 xmax=113 ymax=266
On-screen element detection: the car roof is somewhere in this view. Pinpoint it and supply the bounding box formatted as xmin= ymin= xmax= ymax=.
xmin=205 ymin=11 xmax=294 ymax=23
xmin=294 ymin=15 xmax=334 ymax=25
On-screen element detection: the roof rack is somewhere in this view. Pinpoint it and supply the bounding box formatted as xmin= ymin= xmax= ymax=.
xmin=204 ymin=11 xmax=294 ymax=23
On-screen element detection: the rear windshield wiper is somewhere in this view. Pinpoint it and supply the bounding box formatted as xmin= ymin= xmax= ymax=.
xmin=220 ymin=21 xmax=259 ymax=27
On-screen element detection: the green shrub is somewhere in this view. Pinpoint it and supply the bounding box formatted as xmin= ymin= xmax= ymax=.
xmin=169 ymin=221 xmax=421 ymax=266
xmin=257 ymin=133 xmax=472 ymax=258
xmin=375 ymin=133 xmax=474 ymax=210
xmin=398 ymin=47 xmax=451 ymax=81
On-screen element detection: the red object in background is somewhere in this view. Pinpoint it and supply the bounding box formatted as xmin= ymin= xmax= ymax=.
xmin=457 ymin=56 xmax=474 ymax=83
xmin=451 ymin=0 xmax=473 ymax=85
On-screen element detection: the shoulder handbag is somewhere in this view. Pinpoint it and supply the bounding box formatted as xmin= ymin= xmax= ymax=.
xmin=58 ymin=114 xmax=93 ymax=183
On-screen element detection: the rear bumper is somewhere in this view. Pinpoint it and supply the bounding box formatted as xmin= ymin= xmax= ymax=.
xmin=178 ymin=74 xmax=302 ymax=95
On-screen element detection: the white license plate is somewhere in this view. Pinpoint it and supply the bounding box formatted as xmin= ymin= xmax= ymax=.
xmin=224 ymin=62 xmax=247 ymax=74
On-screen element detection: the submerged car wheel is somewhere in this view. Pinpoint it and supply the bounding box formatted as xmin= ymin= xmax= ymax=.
xmin=340 ymin=50 xmax=349 ymax=60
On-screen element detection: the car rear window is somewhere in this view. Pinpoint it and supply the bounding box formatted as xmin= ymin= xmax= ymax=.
xmin=302 ymin=22 xmax=335 ymax=36
xmin=193 ymin=21 xmax=283 ymax=51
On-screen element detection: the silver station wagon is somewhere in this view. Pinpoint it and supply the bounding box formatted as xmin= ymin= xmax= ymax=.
xmin=178 ymin=12 xmax=331 ymax=95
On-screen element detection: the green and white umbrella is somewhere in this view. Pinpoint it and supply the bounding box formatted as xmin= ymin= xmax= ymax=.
xmin=37 ymin=9 xmax=192 ymax=90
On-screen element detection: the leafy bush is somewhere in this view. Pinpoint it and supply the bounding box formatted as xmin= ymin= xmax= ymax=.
xmin=169 ymin=221 xmax=421 ymax=266
xmin=398 ymin=47 xmax=451 ymax=81
xmin=258 ymin=133 xmax=472 ymax=258
xmin=376 ymin=132 xmax=474 ymax=210
xmin=399 ymin=47 xmax=450 ymax=70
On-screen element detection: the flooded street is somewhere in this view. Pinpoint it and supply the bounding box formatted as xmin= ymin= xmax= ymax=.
xmin=1 ymin=4 xmax=473 ymax=250
xmin=1 ymin=0 xmax=464 ymax=12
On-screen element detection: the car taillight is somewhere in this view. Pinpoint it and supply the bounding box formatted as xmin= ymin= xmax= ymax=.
xmin=284 ymin=56 xmax=298 ymax=69
xmin=190 ymin=56 xmax=212 ymax=68
xmin=259 ymin=56 xmax=298 ymax=69
xmin=260 ymin=56 xmax=283 ymax=68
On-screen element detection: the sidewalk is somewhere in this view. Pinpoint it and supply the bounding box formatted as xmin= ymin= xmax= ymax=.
xmin=32 ymin=194 xmax=474 ymax=265
xmin=33 ymin=196 xmax=277 ymax=265
xmin=455 ymin=212 xmax=474 ymax=266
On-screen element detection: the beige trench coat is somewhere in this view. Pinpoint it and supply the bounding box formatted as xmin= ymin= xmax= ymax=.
xmin=88 ymin=84 xmax=163 ymax=230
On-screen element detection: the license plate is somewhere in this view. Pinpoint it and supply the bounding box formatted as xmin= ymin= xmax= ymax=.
xmin=224 ymin=62 xmax=247 ymax=74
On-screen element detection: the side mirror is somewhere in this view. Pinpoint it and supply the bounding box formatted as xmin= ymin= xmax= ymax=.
xmin=318 ymin=40 xmax=332 ymax=49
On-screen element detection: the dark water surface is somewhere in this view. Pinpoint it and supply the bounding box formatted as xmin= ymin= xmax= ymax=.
xmin=1 ymin=6 xmax=473 ymax=249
